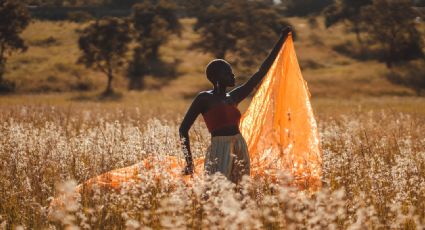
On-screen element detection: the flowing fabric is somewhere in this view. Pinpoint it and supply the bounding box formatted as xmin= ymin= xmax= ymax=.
xmin=75 ymin=34 xmax=322 ymax=193
xmin=239 ymin=34 xmax=322 ymax=190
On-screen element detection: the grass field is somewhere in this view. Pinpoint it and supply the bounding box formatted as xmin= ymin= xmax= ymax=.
xmin=0 ymin=16 xmax=425 ymax=229
xmin=0 ymin=104 xmax=424 ymax=229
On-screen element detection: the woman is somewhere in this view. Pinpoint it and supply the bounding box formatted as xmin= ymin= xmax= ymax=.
xmin=179 ymin=26 xmax=292 ymax=184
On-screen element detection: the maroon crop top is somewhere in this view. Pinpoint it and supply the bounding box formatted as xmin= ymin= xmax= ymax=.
xmin=201 ymin=103 xmax=242 ymax=133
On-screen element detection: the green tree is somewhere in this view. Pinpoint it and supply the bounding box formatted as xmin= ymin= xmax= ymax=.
xmin=77 ymin=17 xmax=132 ymax=95
xmin=282 ymin=0 xmax=333 ymax=16
xmin=0 ymin=0 xmax=31 ymax=88
xmin=192 ymin=0 xmax=243 ymax=59
xmin=361 ymin=0 xmax=423 ymax=68
xmin=234 ymin=0 xmax=289 ymax=68
xmin=105 ymin=0 xmax=141 ymax=8
xmin=128 ymin=0 xmax=181 ymax=89
xmin=177 ymin=0 xmax=221 ymax=17
xmin=192 ymin=0 xmax=288 ymax=70
xmin=324 ymin=0 xmax=372 ymax=46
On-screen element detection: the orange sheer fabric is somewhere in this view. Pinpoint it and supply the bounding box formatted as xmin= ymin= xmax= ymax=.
xmin=240 ymin=34 xmax=322 ymax=190
xmin=76 ymin=34 xmax=322 ymax=193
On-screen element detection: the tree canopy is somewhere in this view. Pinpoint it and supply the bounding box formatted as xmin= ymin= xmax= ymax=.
xmin=0 ymin=0 xmax=31 ymax=83
xmin=361 ymin=0 xmax=423 ymax=67
xmin=281 ymin=0 xmax=333 ymax=16
xmin=324 ymin=0 xmax=372 ymax=45
xmin=78 ymin=17 xmax=132 ymax=95
xmin=128 ymin=0 xmax=181 ymax=89
xmin=131 ymin=0 xmax=180 ymax=61
xmin=192 ymin=0 xmax=289 ymax=72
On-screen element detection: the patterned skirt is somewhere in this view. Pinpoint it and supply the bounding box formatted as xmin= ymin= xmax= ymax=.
xmin=204 ymin=133 xmax=250 ymax=184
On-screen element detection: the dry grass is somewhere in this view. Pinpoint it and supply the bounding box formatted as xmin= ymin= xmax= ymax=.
xmin=1 ymin=14 xmax=425 ymax=229
xmin=5 ymin=21 xmax=101 ymax=92
xmin=0 ymin=104 xmax=424 ymax=229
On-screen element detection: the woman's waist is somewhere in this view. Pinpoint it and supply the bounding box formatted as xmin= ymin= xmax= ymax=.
xmin=211 ymin=125 xmax=241 ymax=137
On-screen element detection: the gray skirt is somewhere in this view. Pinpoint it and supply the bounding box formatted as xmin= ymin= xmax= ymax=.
xmin=204 ymin=133 xmax=250 ymax=184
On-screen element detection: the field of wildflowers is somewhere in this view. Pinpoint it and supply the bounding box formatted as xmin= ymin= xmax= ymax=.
xmin=0 ymin=105 xmax=424 ymax=229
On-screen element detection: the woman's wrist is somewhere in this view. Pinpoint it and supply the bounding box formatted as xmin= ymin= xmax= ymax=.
xmin=281 ymin=26 xmax=292 ymax=37
xmin=185 ymin=157 xmax=193 ymax=166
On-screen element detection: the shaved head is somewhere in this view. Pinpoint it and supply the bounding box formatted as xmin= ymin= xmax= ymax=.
xmin=205 ymin=59 xmax=231 ymax=84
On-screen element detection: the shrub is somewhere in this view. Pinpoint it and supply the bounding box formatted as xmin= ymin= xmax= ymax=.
xmin=386 ymin=60 xmax=425 ymax=96
xmin=0 ymin=78 xmax=16 ymax=93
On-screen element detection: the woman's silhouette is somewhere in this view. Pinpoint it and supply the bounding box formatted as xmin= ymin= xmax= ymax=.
xmin=179 ymin=26 xmax=292 ymax=184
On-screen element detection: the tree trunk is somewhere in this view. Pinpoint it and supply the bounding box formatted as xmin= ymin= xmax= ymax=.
xmin=353 ymin=21 xmax=365 ymax=57
xmin=128 ymin=74 xmax=144 ymax=90
xmin=105 ymin=67 xmax=113 ymax=95
xmin=151 ymin=44 xmax=160 ymax=61
xmin=216 ymin=49 xmax=226 ymax=59
xmin=128 ymin=49 xmax=146 ymax=90
xmin=0 ymin=60 xmax=4 ymax=83
xmin=386 ymin=42 xmax=395 ymax=69
xmin=0 ymin=55 xmax=5 ymax=82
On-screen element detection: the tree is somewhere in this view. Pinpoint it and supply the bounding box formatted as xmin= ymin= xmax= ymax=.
xmin=177 ymin=0 xmax=220 ymax=17
xmin=0 ymin=0 xmax=31 ymax=87
xmin=387 ymin=60 xmax=425 ymax=96
xmin=77 ymin=17 xmax=132 ymax=95
xmin=281 ymin=0 xmax=333 ymax=16
xmin=234 ymin=0 xmax=290 ymax=68
xmin=131 ymin=0 xmax=181 ymax=62
xmin=128 ymin=0 xmax=181 ymax=89
xmin=105 ymin=0 xmax=141 ymax=8
xmin=361 ymin=0 xmax=423 ymax=68
xmin=192 ymin=0 xmax=243 ymax=59
xmin=192 ymin=0 xmax=289 ymax=70
xmin=324 ymin=0 xmax=372 ymax=46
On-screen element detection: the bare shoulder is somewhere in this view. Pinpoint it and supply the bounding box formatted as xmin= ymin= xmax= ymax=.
xmin=193 ymin=91 xmax=213 ymax=113
xmin=196 ymin=90 xmax=214 ymax=100
xmin=192 ymin=91 xmax=211 ymax=105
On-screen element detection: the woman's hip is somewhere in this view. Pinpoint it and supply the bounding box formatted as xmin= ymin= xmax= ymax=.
xmin=205 ymin=133 xmax=250 ymax=182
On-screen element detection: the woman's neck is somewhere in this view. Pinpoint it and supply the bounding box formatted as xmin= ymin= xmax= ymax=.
xmin=213 ymin=85 xmax=227 ymax=96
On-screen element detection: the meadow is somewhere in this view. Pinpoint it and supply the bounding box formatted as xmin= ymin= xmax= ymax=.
xmin=0 ymin=103 xmax=424 ymax=229
xmin=0 ymin=16 xmax=425 ymax=229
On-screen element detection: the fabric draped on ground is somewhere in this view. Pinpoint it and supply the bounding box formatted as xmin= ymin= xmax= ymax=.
xmin=76 ymin=34 xmax=322 ymax=193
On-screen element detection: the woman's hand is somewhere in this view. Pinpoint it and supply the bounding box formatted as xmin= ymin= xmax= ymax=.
xmin=182 ymin=163 xmax=194 ymax=175
xmin=281 ymin=26 xmax=292 ymax=37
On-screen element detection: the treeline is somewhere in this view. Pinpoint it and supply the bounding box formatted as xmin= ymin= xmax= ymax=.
xmin=1 ymin=0 xmax=425 ymax=95
xmin=323 ymin=0 xmax=425 ymax=95
xmin=1 ymin=0 xmax=290 ymax=95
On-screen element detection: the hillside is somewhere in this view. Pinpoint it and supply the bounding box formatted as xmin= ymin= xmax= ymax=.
xmin=4 ymin=17 xmax=417 ymax=96
xmin=2 ymin=17 xmax=425 ymax=117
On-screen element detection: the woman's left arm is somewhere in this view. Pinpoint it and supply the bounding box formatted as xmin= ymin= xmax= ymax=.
xmin=230 ymin=27 xmax=291 ymax=104
xmin=178 ymin=92 xmax=206 ymax=175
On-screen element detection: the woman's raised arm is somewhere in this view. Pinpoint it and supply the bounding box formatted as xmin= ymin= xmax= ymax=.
xmin=230 ymin=27 xmax=291 ymax=104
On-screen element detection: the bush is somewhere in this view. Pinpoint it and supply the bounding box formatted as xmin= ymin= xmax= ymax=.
xmin=386 ymin=60 xmax=425 ymax=96
xmin=332 ymin=41 xmax=379 ymax=60
xmin=71 ymin=80 xmax=93 ymax=91
xmin=0 ymin=79 xmax=16 ymax=93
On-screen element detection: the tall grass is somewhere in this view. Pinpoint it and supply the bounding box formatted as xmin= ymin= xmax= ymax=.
xmin=0 ymin=105 xmax=424 ymax=229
